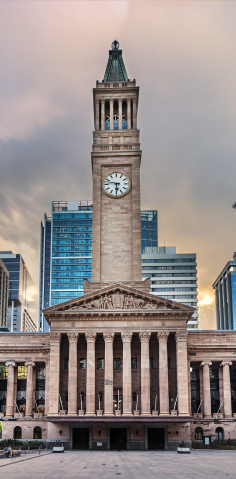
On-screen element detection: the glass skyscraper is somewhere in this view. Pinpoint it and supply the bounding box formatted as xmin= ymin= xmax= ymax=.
xmin=0 ymin=252 xmax=38 ymax=332
xmin=141 ymin=246 xmax=199 ymax=329
xmin=213 ymin=253 xmax=236 ymax=330
xmin=39 ymin=201 xmax=93 ymax=332
xmin=140 ymin=210 xmax=158 ymax=253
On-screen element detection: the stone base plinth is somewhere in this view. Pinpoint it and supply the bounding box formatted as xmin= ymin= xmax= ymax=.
xmin=213 ymin=413 xmax=223 ymax=418
xmin=96 ymin=410 xmax=103 ymax=416
xmin=133 ymin=410 xmax=140 ymax=416
xmin=170 ymin=410 xmax=178 ymax=416
xmin=115 ymin=410 xmax=121 ymax=416
xmin=34 ymin=413 xmax=43 ymax=418
xmin=14 ymin=413 xmax=24 ymax=419
xmin=152 ymin=410 xmax=158 ymax=416
xmin=78 ymin=410 xmax=85 ymax=416
xmin=60 ymin=410 xmax=67 ymax=416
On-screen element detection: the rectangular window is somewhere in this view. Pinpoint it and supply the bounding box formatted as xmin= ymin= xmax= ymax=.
xmin=97 ymin=358 xmax=104 ymax=370
xmin=17 ymin=366 xmax=27 ymax=379
xmin=79 ymin=359 xmax=86 ymax=370
xmin=149 ymin=358 xmax=153 ymax=370
xmin=114 ymin=358 xmax=121 ymax=370
xmin=64 ymin=358 xmax=69 ymax=370
xmin=131 ymin=358 xmax=137 ymax=369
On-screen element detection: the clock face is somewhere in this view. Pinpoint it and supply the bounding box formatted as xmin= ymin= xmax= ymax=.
xmin=103 ymin=172 xmax=131 ymax=198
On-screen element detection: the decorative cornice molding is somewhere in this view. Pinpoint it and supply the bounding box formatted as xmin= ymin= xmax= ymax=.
xmin=85 ymin=332 xmax=97 ymax=342
xmin=103 ymin=332 xmax=115 ymax=342
xmin=121 ymin=331 xmax=133 ymax=342
xmin=24 ymin=361 xmax=36 ymax=368
xmin=157 ymin=331 xmax=169 ymax=342
xmin=175 ymin=331 xmax=188 ymax=342
xmin=139 ymin=331 xmax=151 ymax=342
xmin=67 ymin=332 xmax=79 ymax=342
xmin=221 ymin=361 xmax=233 ymax=367
xmin=201 ymin=361 xmax=212 ymax=367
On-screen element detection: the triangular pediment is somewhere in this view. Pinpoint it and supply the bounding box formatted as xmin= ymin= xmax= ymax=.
xmin=43 ymin=283 xmax=194 ymax=315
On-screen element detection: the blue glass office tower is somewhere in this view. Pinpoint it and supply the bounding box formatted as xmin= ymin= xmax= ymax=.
xmin=39 ymin=201 xmax=93 ymax=331
xmin=213 ymin=253 xmax=236 ymax=330
xmin=140 ymin=210 xmax=158 ymax=253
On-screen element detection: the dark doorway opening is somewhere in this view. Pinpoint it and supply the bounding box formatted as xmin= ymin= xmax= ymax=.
xmin=73 ymin=428 xmax=89 ymax=450
xmin=148 ymin=428 xmax=165 ymax=450
xmin=110 ymin=428 xmax=127 ymax=450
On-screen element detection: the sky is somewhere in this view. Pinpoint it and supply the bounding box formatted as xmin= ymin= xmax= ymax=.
xmin=0 ymin=1 xmax=236 ymax=330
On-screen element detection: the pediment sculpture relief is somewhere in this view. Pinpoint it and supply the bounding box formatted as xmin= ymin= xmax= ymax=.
xmin=67 ymin=292 xmax=167 ymax=311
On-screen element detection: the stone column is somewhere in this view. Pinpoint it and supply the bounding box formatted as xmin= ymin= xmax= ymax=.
xmin=48 ymin=332 xmax=61 ymax=416
xmin=109 ymin=99 xmax=113 ymax=130
xmin=44 ymin=358 xmax=50 ymax=416
xmin=176 ymin=331 xmax=189 ymax=416
xmin=103 ymin=332 xmax=115 ymax=415
xmin=221 ymin=361 xmax=232 ymax=418
xmin=95 ymin=100 xmax=99 ymax=131
xmin=5 ymin=361 xmax=16 ymax=417
xmin=139 ymin=332 xmax=151 ymax=415
xmin=119 ymin=99 xmax=123 ymax=130
xmin=101 ymin=100 xmax=105 ymax=130
xmin=25 ymin=361 xmax=36 ymax=417
xmin=133 ymin=99 xmax=137 ymax=129
xmin=157 ymin=331 xmax=170 ymax=416
xmin=201 ymin=361 xmax=212 ymax=418
xmin=121 ymin=331 xmax=133 ymax=416
xmin=67 ymin=332 xmax=79 ymax=416
xmin=85 ymin=332 xmax=97 ymax=416
xmin=127 ymin=99 xmax=131 ymax=130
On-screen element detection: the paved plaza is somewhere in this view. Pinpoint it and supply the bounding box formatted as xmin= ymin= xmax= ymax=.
xmin=0 ymin=450 xmax=236 ymax=478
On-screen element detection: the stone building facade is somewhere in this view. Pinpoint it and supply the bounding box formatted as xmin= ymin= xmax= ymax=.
xmin=1 ymin=41 xmax=236 ymax=450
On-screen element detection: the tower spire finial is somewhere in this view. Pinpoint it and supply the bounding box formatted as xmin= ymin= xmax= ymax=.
xmin=111 ymin=39 xmax=119 ymax=50
xmin=103 ymin=40 xmax=128 ymax=83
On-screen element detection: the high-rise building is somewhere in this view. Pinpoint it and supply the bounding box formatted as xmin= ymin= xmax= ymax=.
xmin=140 ymin=210 xmax=158 ymax=253
xmin=0 ymin=258 xmax=9 ymax=328
xmin=39 ymin=201 xmax=93 ymax=331
xmin=213 ymin=253 xmax=236 ymax=330
xmin=39 ymin=206 xmax=158 ymax=331
xmin=0 ymin=252 xmax=38 ymax=332
xmin=142 ymin=246 xmax=199 ymax=329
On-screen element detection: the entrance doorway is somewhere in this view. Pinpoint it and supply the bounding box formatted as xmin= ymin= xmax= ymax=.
xmin=148 ymin=428 xmax=165 ymax=450
xmin=73 ymin=428 xmax=89 ymax=450
xmin=110 ymin=428 xmax=127 ymax=450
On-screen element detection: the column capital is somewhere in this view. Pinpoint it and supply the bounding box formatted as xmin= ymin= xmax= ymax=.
xmin=201 ymin=361 xmax=212 ymax=367
xmin=175 ymin=331 xmax=188 ymax=342
xmin=67 ymin=332 xmax=79 ymax=342
xmin=157 ymin=331 xmax=169 ymax=342
xmin=49 ymin=332 xmax=61 ymax=342
xmin=103 ymin=332 xmax=115 ymax=342
xmin=121 ymin=331 xmax=133 ymax=343
xmin=221 ymin=361 xmax=232 ymax=367
xmin=24 ymin=361 xmax=35 ymax=368
xmin=101 ymin=99 xmax=105 ymax=104
xmin=5 ymin=361 xmax=16 ymax=368
xmin=85 ymin=332 xmax=97 ymax=343
xmin=139 ymin=331 xmax=151 ymax=342
xmin=109 ymin=98 xmax=114 ymax=104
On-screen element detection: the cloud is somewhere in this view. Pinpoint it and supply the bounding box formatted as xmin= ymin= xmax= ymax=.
xmin=0 ymin=1 xmax=236 ymax=330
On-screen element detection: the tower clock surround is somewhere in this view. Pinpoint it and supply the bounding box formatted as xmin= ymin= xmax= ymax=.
xmin=102 ymin=171 xmax=131 ymax=198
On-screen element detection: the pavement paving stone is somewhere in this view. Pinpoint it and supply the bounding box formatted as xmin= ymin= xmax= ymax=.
xmin=0 ymin=450 xmax=236 ymax=478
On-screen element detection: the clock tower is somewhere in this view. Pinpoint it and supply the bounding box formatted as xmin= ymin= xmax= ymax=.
xmin=91 ymin=41 xmax=142 ymax=283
